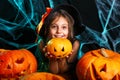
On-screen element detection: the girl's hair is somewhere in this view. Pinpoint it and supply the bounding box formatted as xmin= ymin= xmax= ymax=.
xmin=41 ymin=9 xmax=74 ymax=42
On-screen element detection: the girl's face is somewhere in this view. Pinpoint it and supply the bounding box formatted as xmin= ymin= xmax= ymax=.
xmin=49 ymin=16 xmax=69 ymax=39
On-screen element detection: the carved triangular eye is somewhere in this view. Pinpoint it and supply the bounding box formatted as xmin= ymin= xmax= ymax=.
xmin=62 ymin=47 xmax=64 ymax=52
xmin=54 ymin=47 xmax=57 ymax=52
xmin=100 ymin=64 xmax=106 ymax=72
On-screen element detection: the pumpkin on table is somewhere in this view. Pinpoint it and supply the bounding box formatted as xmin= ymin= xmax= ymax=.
xmin=76 ymin=48 xmax=120 ymax=80
xmin=47 ymin=38 xmax=72 ymax=58
xmin=0 ymin=49 xmax=37 ymax=79
xmin=21 ymin=72 xmax=65 ymax=80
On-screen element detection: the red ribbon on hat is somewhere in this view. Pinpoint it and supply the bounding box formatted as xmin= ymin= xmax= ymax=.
xmin=36 ymin=7 xmax=52 ymax=34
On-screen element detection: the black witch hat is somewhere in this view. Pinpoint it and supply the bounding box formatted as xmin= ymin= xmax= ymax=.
xmin=37 ymin=4 xmax=85 ymax=38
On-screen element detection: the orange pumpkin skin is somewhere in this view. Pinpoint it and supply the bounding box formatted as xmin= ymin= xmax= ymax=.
xmin=47 ymin=38 xmax=72 ymax=58
xmin=0 ymin=49 xmax=37 ymax=78
xmin=21 ymin=72 xmax=65 ymax=80
xmin=76 ymin=48 xmax=120 ymax=80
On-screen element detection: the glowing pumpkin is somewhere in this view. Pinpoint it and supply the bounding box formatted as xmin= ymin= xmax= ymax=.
xmin=0 ymin=49 xmax=37 ymax=78
xmin=76 ymin=48 xmax=120 ymax=80
xmin=21 ymin=72 xmax=65 ymax=80
xmin=47 ymin=38 xmax=72 ymax=58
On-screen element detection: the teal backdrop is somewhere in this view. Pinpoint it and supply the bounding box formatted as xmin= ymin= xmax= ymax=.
xmin=0 ymin=0 xmax=120 ymax=71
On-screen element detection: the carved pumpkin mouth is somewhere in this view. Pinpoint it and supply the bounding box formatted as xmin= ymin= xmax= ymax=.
xmin=57 ymin=53 xmax=66 ymax=58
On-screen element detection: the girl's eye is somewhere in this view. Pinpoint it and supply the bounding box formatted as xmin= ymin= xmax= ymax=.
xmin=62 ymin=26 xmax=67 ymax=29
xmin=50 ymin=25 xmax=57 ymax=29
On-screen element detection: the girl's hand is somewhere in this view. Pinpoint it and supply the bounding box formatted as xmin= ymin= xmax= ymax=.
xmin=45 ymin=52 xmax=54 ymax=58
xmin=42 ymin=46 xmax=47 ymax=53
xmin=66 ymin=50 xmax=73 ymax=58
xmin=43 ymin=46 xmax=56 ymax=59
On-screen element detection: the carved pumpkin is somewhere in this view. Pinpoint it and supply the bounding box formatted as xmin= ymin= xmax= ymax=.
xmin=47 ymin=38 xmax=72 ymax=58
xmin=76 ymin=48 xmax=120 ymax=80
xmin=21 ymin=72 xmax=65 ymax=80
xmin=0 ymin=49 xmax=37 ymax=78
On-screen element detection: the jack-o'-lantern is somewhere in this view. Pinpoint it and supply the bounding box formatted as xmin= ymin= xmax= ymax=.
xmin=76 ymin=48 xmax=120 ymax=80
xmin=47 ymin=38 xmax=72 ymax=58
xmin=0 ymin=49 xmax=37 ymax=79
xmin=21 ymin=72 xmax=65 ymax=80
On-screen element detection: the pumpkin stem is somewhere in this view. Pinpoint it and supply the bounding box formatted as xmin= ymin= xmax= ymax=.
xmin=100 ymin=48 xmax=108 ymax=57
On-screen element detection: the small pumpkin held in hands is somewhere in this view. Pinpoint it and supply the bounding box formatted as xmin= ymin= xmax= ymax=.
xmin=47 ymin=38 xmax=72 ymax=58
xmin=76 ymin=48 xmax=120 ymax=80
xmin=21 ymin=72 xmax=65 ymax=80
xmin=0 ymin=49 xmax=37 ymax=78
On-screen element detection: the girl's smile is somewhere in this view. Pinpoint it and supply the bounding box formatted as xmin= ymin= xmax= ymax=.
xmin=49 ymin=16 xmax=69 ymax=39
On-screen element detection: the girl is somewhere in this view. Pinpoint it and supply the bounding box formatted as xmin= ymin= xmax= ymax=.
xmin=37 ymin=4 xmax=84 ymax=80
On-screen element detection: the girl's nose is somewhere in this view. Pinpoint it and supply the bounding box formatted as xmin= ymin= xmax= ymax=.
xmin=56 ymin=27 xmax=61 ymax=33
